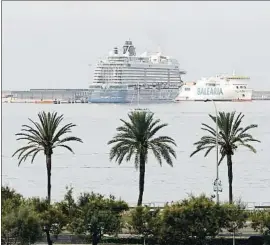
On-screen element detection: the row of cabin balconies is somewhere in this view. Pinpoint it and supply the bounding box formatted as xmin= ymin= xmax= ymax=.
xmin=96 ymin=64 xmax=181 ymax=69
xmin=93 ymin=79 xmax=181 ymax=84
xmin=94 ymin=72 xmax=181 ymax=76
xmin=94 ymin=69 xmax=181 ymax=73
xmin=94 ymin=73 xmax=181 ymax=77
xmin=95 ymin=67 xmax=181 ymax=72
xmin=94 ymin=76 xmax=181 ymax=80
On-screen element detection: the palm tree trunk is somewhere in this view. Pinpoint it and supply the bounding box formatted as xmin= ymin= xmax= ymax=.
xmin=46 ymin=154 xmax=52 ymax=204
xmin=45 ymin=154 xmax=53 ymax=245
xmin=137 ymin=153 xmax=146 ymax=206
xmin=45 ymin=229 xmax=53 ymax=245
xmin=227 ymin=154 xmax=233 ymax=204
xmin=92 ymin=232 xmax=99 ymax=245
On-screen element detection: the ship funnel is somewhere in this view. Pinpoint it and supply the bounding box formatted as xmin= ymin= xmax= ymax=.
xmin=123 ymin=40 xmax=136 ymax=56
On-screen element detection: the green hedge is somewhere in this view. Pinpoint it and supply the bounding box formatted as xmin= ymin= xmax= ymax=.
xmin=101 ymin=237 xmax=144 ymax=244
xmin=43 ymin=235 xmax=268 ymax=245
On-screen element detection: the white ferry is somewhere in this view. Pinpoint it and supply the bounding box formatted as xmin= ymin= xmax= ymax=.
xmin=88 ymin=40 xmax=186 ymax=103
xmin=175 ymin=73 xmax=252 ymax=102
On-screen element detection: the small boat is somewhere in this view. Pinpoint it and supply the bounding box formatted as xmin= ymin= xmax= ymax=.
xmin=129 ymin=82 xmax=152 ymax=114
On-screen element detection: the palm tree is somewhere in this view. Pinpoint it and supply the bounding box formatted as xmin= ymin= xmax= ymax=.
xmin=108 ymin=111 xmax=177 ymax=206
xmin=190 ymin=111 xmax=260 ymax=204
xmin=12 ymin=111 xmax=83 ymax=204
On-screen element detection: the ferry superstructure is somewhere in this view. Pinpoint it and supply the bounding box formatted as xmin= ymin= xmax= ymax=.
xmin=88 ymin=40 xmax=186 ymax=103
xmin=175 ymin=73 xmax=252 ymax=102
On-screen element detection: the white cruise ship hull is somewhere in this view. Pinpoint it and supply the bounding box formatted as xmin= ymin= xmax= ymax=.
xmin=88 ymin=88 xmax=179 ymax=104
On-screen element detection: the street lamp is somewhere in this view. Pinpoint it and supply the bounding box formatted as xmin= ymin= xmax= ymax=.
xmin=204 ymin=99 xmax=222 ymax=204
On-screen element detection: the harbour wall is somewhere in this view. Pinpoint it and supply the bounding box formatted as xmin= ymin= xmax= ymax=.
xmin=252 ymin=90 xmax=270 ymax=100
xmin=2 ymin=89 xmax=89 ymax=103
xmin=2 ymin=89 xmax=270 ymax=102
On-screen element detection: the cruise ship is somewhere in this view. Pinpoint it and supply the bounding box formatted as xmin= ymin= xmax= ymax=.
xmin=88 ymin=40 xmax=186 ymax=103
xmin=174 ymin=73 xmax=252 ymax=102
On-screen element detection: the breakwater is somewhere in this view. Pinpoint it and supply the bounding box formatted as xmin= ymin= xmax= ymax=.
xmin=2 ymin=89 xmax=89 ymax=103
xmin=252 ymin=90 xmax=270 ymax=100
xmin=2 ymin=89 xmax=270 ymax=103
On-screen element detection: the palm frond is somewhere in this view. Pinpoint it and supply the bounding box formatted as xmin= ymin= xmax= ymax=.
xmin=192 ymin=136 xmax=217 ymax=149
xmin=114 ymin=147 xmax=130 ymax=164
xmin=231 ymin=112 xmax=245 ymax=137
xmin=108 ymin=138 xmax=137 ymax=148
xmin=228 ymin=111 xmax=236 ymax=136
xmin=150 ymin=145 xmax=162 ymax=166
xmin=148 ymin=118 xmax=161 ymax=132
xmin=204 ymin=145 xmax=215 ymax=157
xmin=239 ymin=124 xmax=258 ymax=135
xmin=218 ymin=130 xmax=229 ymax=144
xmin=239 ymin=143 xmax=257 ymax=153
xmin=158 ymin=142 xmax=177 ymax=159
xmin=30 ymin=149 xmax=42 ymax=163
xmin=155 ymin=143 xmax=174 ymax=167
xmin=52 ymin=123 xmax=76 ymax=142
xmin=237 ymin=133 xmax=254 ymax=139
xmin=26 ymin=119 xmax=46 ymax=140
xmin=37 ymin=111 xmax=52 ymax=140
xmin=150 ymin=136 xmax=177 ymax=146
xmin=148 ymin=123 xmax=168 ymax=139
xmin=243 ymin=138 xmax=261 ymax=143
xmin=56 ymin=136 xmax=83 ymax=144
xmin=109 ymin=143 xmax=129 ymax=163
xmin=201 ymin=127 xmax=216 ymax=138
xmin=191 ymin=111 xmax=260 ymax=166
xmin=17 ymin=147 xmax=42 ymax=166
xmin=14 ymin=132 xmax=43 ymax=145
xmin=190 ymin=146 xmax=212 ymax=157
xmin=116 ymin=126 xmax=135 ymax=136
xmin=209 ymin=114 xmax=218 ymax=127
xmin=13 ymin=111 xmax=82 ymax=165
xmin=108 ymin=111 xmax=176 ymax=169
xmin=125 ymin=145 xmax=137 ymax=162
xmin=218 ymin=153 xmax=226 ymax=166
xmin=112 ymin=133 xmax=137 ymax=141
xmin=200 ymin=136 xmax=218 ymax=144
xmin=55 ymin=144 xmax=74 ymax=154
xmin=12 ymin=144 xmax=38 ymax=158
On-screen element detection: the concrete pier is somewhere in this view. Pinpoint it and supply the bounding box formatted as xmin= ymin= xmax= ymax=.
xmin=252 ymin=90 xmax=270 ymax=100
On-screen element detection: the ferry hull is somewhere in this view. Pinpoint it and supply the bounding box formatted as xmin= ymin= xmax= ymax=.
xmin=175 ymin=85 xmax=253 ymax=102
xmin=175 ymin=99 xmax=252 ymax=102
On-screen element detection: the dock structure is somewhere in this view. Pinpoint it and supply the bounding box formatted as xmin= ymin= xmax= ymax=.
xmin=2 ymin=89 xmax=270 ymax=102
xmin=252 ymin=90 xmax=270 ymax=100
xmin=2 ymin=89 xmax=89 ymax=103
xmin=12 ymin=89 xmax=89 ymax=101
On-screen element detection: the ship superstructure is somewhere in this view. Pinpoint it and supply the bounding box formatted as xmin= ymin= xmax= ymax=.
xmin=88 ymin=40 xmax=186 ymax=103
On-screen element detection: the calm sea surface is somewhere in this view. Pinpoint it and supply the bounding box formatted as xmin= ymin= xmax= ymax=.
xmin=2 ymin=102 xmax=270 ymax=206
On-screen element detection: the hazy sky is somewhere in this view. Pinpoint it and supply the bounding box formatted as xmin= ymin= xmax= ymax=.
xmin=3 ymin=1 xmax=270 ymax=90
